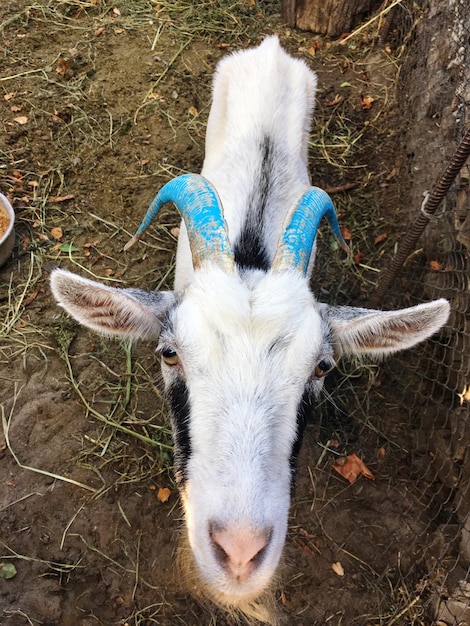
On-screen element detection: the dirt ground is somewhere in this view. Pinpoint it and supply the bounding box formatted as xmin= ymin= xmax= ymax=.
xmin=0 ymin=2 xmax=458 ymax=625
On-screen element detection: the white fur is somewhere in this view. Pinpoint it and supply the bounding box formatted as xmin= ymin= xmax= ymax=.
xmin=174 ymin=36 xmax=317 ymax=291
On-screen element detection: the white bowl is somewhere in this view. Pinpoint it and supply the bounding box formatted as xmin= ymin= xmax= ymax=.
xmin=0 ymin=194 xmax=15 ymax=268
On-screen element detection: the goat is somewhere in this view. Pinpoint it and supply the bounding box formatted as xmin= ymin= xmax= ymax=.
xmin=50 ymin=36 xmax=449 ymax=621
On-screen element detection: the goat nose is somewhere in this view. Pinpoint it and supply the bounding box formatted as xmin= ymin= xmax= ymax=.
xmin=210 ymin=523 xmax=271 ymax=582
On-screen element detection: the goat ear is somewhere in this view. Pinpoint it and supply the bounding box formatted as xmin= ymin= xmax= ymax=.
xmin=322 ymin=299 xmax=450 ymax=359
xmin=50 ymin=269 xmax=176 ymax=340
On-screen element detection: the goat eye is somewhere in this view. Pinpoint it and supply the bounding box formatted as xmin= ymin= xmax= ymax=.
xmin=314 ymin=359 xmax=335 ymax=378
xmin=162 ymin=347 xmax=179 ymax=366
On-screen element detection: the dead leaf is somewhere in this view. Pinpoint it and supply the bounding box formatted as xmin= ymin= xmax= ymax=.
xmin=56 ymin=58 xmax=72 ymax=77
xmin=374 ymin=232 xmax=387 ymax=245
xmin=10 ymin=105 xmax=22 ymax=112
xmin=188 ymin=106 xmax=198 ymax=117
xmin=24 ymin=286 xmax=45 ymax=306
xmin=307 ymin=41 xmax=322 ymax=56
xmin=429 ymin=260 xmax=442 ymax=271
xmin=360 ymin=94 xmax=375 ymax=110
xmin=51 ymin=194 xmax=75 ymax=203
xmin=14 ymin=116 xmax=28 ymax=125
xmin=4 ymin=92 xmax=15 ymax=101
xmin=376 ymin=447 xmax=386 ymax=459
xmin=112 ymin=7 xmax=121 ymax=15
xmin=170 ymin=227 xmax=180 ymax=237
xmin=332 ymin=561 xmax=345 ymax=576
xmin=325 ymin=94 xmax=344 ymax=107
xmin=353 ymin=252 xmax=364 ymax=265
xmin=95 ymin=26 xmax=105 ymax=36
xmin=84 ymin=239 xmax=100 ymax=248
xmin=51 ymin=227 xmax=63 ymax=240
xmin=333 ymin=454 xmax=375 ymax=484
xmin=104 ymin=268 xmax=113 ymax=276
xmin=157 ymin=487 xmax=171 ymax=503
xmin=340 ymin=226 xmax=352 ymax=241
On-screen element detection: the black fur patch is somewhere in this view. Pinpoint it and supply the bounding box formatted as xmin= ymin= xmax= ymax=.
xmin=289 ymin=388 xmax=314 ymax=488
xmin=233 ymin=136 xmax=275 ymax=272
xmin=167 ymin=379 xmax=192 ymax=487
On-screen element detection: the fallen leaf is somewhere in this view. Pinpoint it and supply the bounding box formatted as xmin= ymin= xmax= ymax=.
xmin=386 ymin=166 xmax=399 ymax=181
xmin=188 ymin=106 xmax=198 ymax=117
xmin=24 ymin=286 xmax=45 ymax=306
xmin=374 ymin=232 xmax=387 ymax=245
xmin=51 ymin=194 xmax=75 ymax=203
xmin=84 ymin=239 xmax=100 ymax=248
xmin=104 ymin=268 xmax=113 ymax=276
xmin=325 ymin=94 xmax=344 ymax=107
xmin=340 ymin=226 xmax=352 ymax=241
xmin=59 ymin=242 xmax=79 ymax=253
xmin=332 ymin=561 xmax=345 ymax=576
xmin=170 ymin=227 xmax=180 ymax=237
xmin=14 ymin=116 xmax=28 ymax=125
xmin=360 ymin=94 xmax=375 ymax=110
xmin=0 ymin=563 xmax=17 ymax=580
xmin=157 ymin=487 xmax=171 ymax=503
xmin=429 ymin=260 xmax=442 ymax=271
xmin=333 ymin=453 xmax=375 ymax=484
xmin=307 ymin=41 xmax=322 ymax=56
xmin=51 ymin=227 xmax=63 ymax=240
xmin=10 ymin=105 xmax=22 ymax=112
xmin=56 ymin=58 xmax=71 ymax=77
xmin=376 ymin=447 xmax=386 ymax=459
xmin=4 ymin=92 xmax=15 ymax=101
xmin=95 ymin=26 xmax=105 ymax=36
xmin=354 ymin=252 xmax=364 ymax=265
xmin=112 ymin=7 xmax=121 ymax=15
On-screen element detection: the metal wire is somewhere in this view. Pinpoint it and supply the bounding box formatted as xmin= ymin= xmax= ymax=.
xmin=369 ymin=127 xmax=470 ymax=308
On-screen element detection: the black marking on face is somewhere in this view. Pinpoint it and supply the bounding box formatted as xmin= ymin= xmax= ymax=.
xmin=167 ymin=379 xmax=192 ymax=487
xmin=233 ymin=136 xmax=275 ymax=272
xmin=290 ymin=388 xmax=314 ymax=489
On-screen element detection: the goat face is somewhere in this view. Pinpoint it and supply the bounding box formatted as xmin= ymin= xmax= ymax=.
xmin=161 ymin=266 xmax=329 ymax=603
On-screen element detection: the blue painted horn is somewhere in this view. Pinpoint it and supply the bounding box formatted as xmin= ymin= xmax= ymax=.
xmin=124 ymin=174 xmax=234 ymax=272
xmin=272 ymin=187 xmax=349 ymax=274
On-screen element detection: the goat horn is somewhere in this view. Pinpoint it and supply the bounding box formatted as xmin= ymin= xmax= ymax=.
xmin=272 ymin=187 xmax=349 ymax=275
xmin=124 ymin=174 xmax=235 ymax=272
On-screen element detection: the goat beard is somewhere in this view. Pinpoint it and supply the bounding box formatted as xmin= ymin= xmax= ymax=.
xmin=176 ymin=530 xmax=282 ymax=625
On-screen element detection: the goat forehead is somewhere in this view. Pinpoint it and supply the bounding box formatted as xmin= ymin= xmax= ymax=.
xmin=173 ymin=267 xmax=323 ymax=358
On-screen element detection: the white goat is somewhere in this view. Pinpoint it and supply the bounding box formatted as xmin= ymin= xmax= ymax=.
xmin=51 ymin=36 xmax=449 ymax=620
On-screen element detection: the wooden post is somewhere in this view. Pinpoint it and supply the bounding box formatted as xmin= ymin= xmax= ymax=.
xmin=282 ymin=0 xmax=382 ymax=37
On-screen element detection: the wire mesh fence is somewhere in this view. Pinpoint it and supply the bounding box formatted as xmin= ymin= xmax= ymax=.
xmin=314 ymin=1 xmax=470 ymax=622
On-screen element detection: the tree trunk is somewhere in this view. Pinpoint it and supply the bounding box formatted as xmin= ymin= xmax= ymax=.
xmin=282 ymin=0 xmax=382 ymax=37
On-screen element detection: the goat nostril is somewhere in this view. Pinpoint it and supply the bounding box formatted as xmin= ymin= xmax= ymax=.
xmin=209 ymin=523 xmax=272 ymax=578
